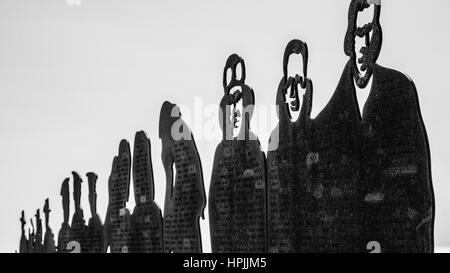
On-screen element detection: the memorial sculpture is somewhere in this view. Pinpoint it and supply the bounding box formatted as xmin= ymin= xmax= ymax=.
xmin=16 ymin=0 xmax=435 ymax=254
xmin=71 ymin=172 xmax=88 ymax=253
xmin=267 ymin=40 xmax=313 ymax=253
xmin=57 ymin=178 xmax=74 ymax=253
xmin=86 ymin=172 xmax=104 ymax=253
xmin=209 ymin=54 xmax=267 ymax=253
xmin=19 ymin=211 xmax=27 ymax=253
xmin=160 ymin=101 xmax=206 ymax=253
xmin=33 ymin=210 xmax=43 ymax=253
xmin=343 ymin=0 xmax=434 ymax=252
xmin=104 ymin=140 xmax=132 ymax=253
xmin=43 ymin=199 xmax=56 ymax=253
xmin=130 ymin=131 xmax=164 ymax=253
xmin=29 ymin=219 xmax=35 ymax=252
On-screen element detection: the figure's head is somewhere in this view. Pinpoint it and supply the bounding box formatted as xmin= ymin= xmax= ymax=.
xmin=159 ymin=101 xmax=191 ymax=142
xmin=344 ymin=0 xmax=382 ymax=89
xmin=117 ymin=139 xmax=131 ymax=203
xmin=87 ymin=172 xmax=98 ymax=215
xmin=72 ymin=171 xmax=82 ymax=210
xmin=279 ymin=39 xmax=308 ymax=122
xmin=222 ymin=54 xmax=247 ymax=138
xmin=133 ymin=131 xmax=155 ymax=203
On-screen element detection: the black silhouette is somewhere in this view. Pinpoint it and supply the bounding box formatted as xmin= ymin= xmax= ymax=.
xmin=342 ymin=0 xmax=434 ymax=253
xmin=267 ymin=40 xmax=313 ymax=252
xmin=104 ymin=140 xmax=132 ymax=253
xmin=130 ymin=131 xmax=164 ymax=253
xmin=71 ymin=172 xmax=88 ymax=253
xmin=209 ymin=54 xmax=267 ymax=253
xmin=33 ymin=210 xmax=43 ymax=253
xmin=57 ymin=178 xmax=74 ymax=253
xmin=43 ymin=199 xmax=56 ymax=253
xmin=19 ymin=211 xmax=27 ymax=253
xmin=86 ymin=172 xmax=104 ymax=253
xmin=29 ymin=219 xmax=35 ymax=253
xmin=160 ymin=101 xmax=206 ymax=253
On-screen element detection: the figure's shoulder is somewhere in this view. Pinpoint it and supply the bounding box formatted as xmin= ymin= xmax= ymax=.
xmin=374 ymin=64 xmax=415 ymax=87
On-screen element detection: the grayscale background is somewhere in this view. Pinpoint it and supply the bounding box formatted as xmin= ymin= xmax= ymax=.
xmin=0 ymin=0 xmax=449 ymax=253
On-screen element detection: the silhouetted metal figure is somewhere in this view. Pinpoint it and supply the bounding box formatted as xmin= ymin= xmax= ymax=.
xmin=32 ymin=210 xmax=44 ymax=253
xmin=341 ymin=0 xmax=434 ymax=252
xmin=104 ymin=140 xmax=132 ymax=253
xmin=43 ymin=199 xmax=56 ymax=253
xmin=57 ymin=178 xmax=74 ymax=253
xmin=267 ymin=40 xmax=313 ymax=253
xmin=160 ymin=101 xmax=206 ymax=253
xmin=86 ymin=172 xmax=104 ymax=253
xmin=130 ymin=131 xmax=164 ymax=253
xmin=19 ymin=211 xmax=28 ymax=253
xmin=70 ymin=171 xmax=88 ymax=253
xmin=209 ymin=55 xmax=267 ymax=253
xmin=28 ymin=222 xmax=35 ymax=253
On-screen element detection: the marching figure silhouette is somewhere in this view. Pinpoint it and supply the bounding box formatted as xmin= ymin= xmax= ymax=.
xmin=130 ymin=131 xmax=164 ymax=253
xmin=209 ymin=54 xmax=267 ymax=253
xmin=341 ymin=0 xmax=435 ymax=253
xmin=71 ymin=172 xmax=88 ymax=253
xmin=86 ymin=172 xmax=104 ymax=253
xmin=57 ymin=178 xmax=74 ymax=253
xmin=160 ymin=101 xmax=206 ymax=253
xmin=104 ymin=140 xmax=132 ymax=253
xmin=43 ymin=199 xmax=56 ymax=253
xmin=267 ymin=40 xmax=313 ymax=253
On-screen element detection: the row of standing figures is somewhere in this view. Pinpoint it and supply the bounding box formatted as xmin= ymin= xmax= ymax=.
xmin=19 ymin=0 xmax=435 ymax=253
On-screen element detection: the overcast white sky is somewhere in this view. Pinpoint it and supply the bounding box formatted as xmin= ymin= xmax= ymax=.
xmin=1 ymin=0 xmax=449 ymax=253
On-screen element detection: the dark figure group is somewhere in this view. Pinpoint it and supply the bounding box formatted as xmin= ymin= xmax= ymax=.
xmin=18 ymin=0 xmax=434 ymax=253
xmin=20 ymin=103 xmax=205 ymax=253
xmin=19 ymin=199 xmax=56 ymax=253
xmin=210 ymin=0 xmax=434 ymax=253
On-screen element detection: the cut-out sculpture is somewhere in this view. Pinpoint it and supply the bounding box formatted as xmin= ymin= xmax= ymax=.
xmin=43 ymin=199 xmax=56 ymax=253
xmin=33 ymin=210 xmax=43 ymax=253
xmin=130 ymin=131 xmax=164 ymax=253
xmin=15 ymin=0 xmax=435 ymax=254
xmin=86 ymin=172 xmax=104 ymax=253
xmin=267 ymin=40 xmax=313 ymax=253
xmin=71 ymin=172 xmax=88 ymax=253
xmin=19 ymin=211 xmax=28 ymax=253
xmin=29 ymin=219 xmax=35 ymax=252
xmin=104 ymin=140 xmax=132 ymax=253
xmin=343 ymin=0 xmax=434 ymax=252
xmin=209 ymin=54 xmax=267 ymax=253
xmin=57 ymin=178 xmax=73 ymax=253
xmin=160 ymin=101 xmax=206 ymax=253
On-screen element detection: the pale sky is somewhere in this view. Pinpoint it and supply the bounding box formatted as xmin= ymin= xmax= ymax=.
xmin=1 ymin=0 xmax=449 ymax=253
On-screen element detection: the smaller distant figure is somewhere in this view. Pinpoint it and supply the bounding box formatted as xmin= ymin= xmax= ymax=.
xmin=130 ymin=131 xmax=164 ymax=253
xmin=103 ymin=140 xmax=132 ymax=253
xmin=71 ymin=172 xmax=88 ymax=253
xmin=28 ymin=220 xmax=35 ymax=253
xmin=19 ymin=211 xmax=28 ymax=253
xmin=160 ymin=101 xmax=206 ymax=253
xmin=33 ymin=210 xmax=43 ymax=253
xmin=86 ymin=172 xmax=104 ymax=253
xmin=57 ymin=178 xmax=74 ymax=253
xmin=43 ymin=199 xmax=56 ymax=253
